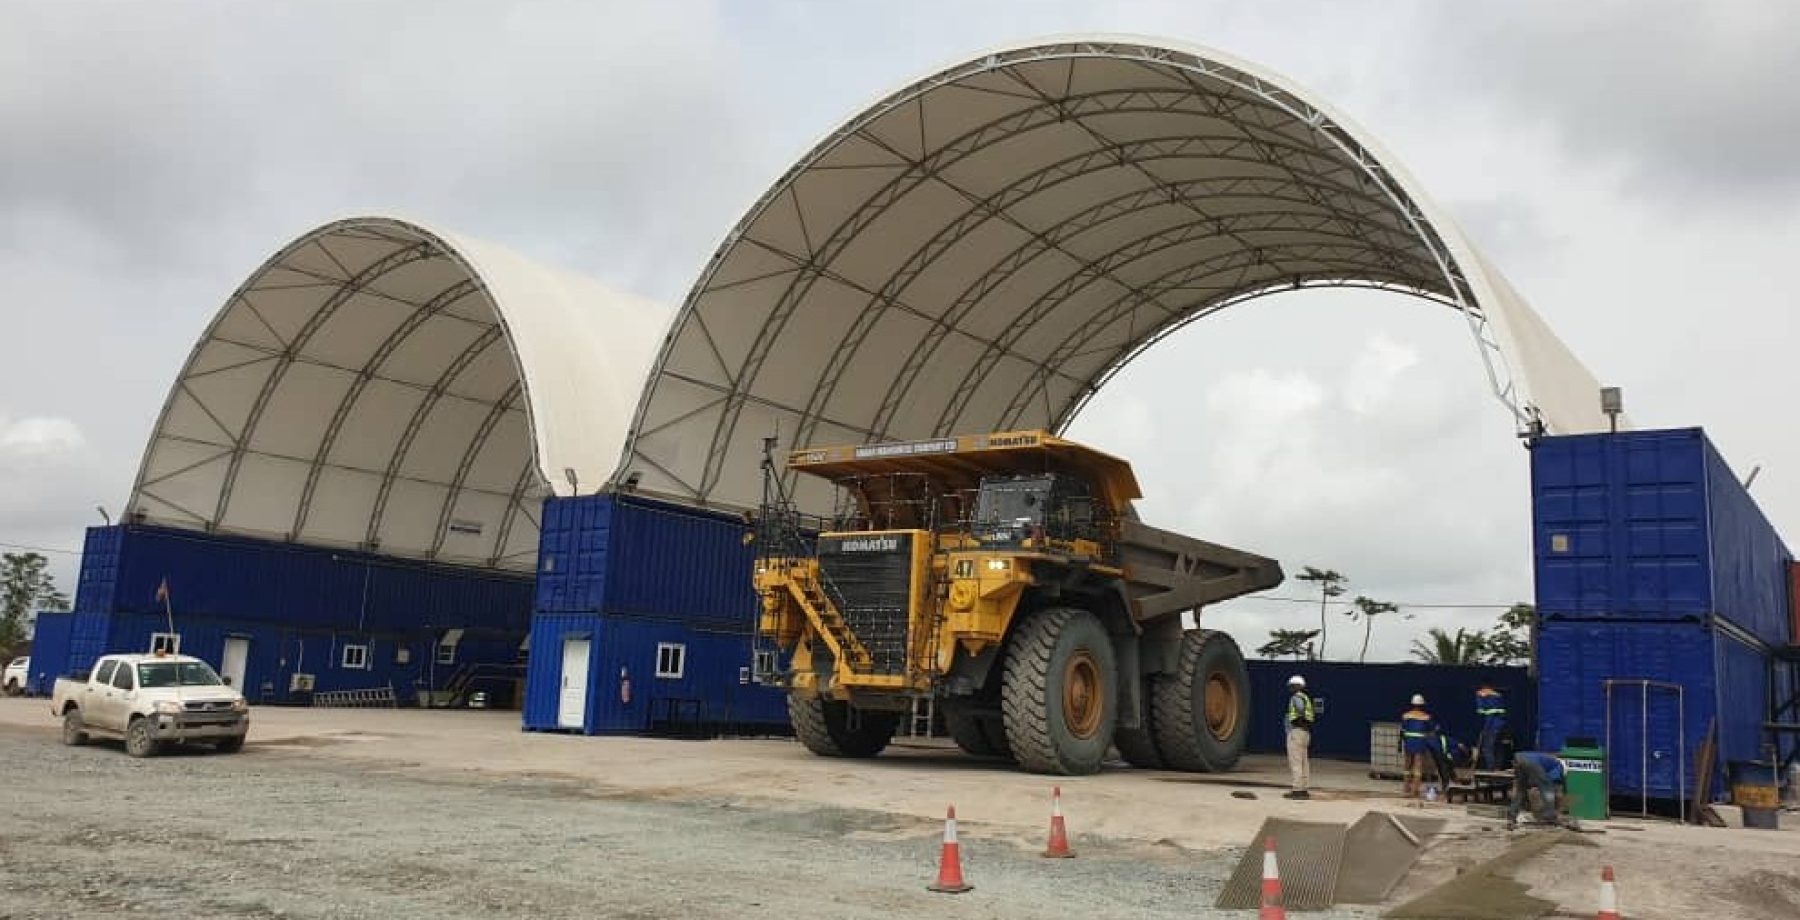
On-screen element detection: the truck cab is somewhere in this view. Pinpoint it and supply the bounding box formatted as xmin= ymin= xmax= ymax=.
xmin=52 ymin=653 xmax=249 ymax=757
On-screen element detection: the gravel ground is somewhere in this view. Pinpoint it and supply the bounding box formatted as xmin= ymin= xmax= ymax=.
xmin=0 ymin=724 xmax=1381 ymax=920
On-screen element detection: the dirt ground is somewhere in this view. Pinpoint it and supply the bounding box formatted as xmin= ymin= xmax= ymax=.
xmin=1 ymin=698 xmax=1796 ymax=919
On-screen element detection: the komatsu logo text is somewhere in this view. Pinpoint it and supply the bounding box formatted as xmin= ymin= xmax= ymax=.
xmin=985 ymin=434 xmax=1038 ymax=448
xmin=838 ymin=537 xmax=900 ymax=552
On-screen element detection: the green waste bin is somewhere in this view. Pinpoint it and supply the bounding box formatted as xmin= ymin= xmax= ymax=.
xmin=1560 ymin=744 xmax=1608 ymax=821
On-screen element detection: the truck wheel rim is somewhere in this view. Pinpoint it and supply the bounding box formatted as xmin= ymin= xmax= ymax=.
xmin=1204 ymin=671 xmax=1239 ymax=742
xmin=1062 ymin=650 xmax=1103 ymax=739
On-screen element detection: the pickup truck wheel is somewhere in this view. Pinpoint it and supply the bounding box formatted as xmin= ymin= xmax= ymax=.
xmin=214 ymin=736 xmax=246 ymax=754
xmin=3 ymin=680 xmax=19 ymax=697
xmin=61 ymin=710 xmax=89 ymax=746
xmin=1151 ymin=630 xmax=1251 ymax=772
xmin=125 ymin=717 xmax=161 ymax=758
xmin=1001 ymin=607 xmax=1118 ymax=776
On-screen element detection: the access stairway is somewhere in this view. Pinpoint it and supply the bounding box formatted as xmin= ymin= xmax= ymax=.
xmin=775 ymin=563 xmax=875 ymax=672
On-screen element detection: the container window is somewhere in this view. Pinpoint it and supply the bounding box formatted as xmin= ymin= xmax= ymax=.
xmin=436 ymin=628 xmax=464 ymax=665
xmin=655 ymin=643 xmax=686 ymax=679
xmin=753 ymin=649 xmax=778 ymax=683
xmin=341 ymin=644 xmax=369 ymax=670
xmin=150 ymin=632 xmax=181 ymax=655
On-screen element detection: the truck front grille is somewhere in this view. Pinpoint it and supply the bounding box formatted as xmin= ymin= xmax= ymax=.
xmin=817 ymin=533 xmax=913 ymax=675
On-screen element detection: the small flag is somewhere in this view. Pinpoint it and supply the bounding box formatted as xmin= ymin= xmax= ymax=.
xmin=154 ymin=578 xmax=170 ymax=604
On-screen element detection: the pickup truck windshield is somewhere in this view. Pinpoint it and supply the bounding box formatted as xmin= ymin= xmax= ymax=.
xmin=137 ymin=662 xmax=224 ymax=688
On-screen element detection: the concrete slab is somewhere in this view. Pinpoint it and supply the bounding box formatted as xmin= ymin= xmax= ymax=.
xmin=1335 ymin=812 xmax=1445 ymax=904
xmin=1215 ymin=817 xmax=1348 ymax=910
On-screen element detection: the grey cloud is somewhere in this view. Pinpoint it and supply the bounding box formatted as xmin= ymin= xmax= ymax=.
xmin=1414 ymin=1 xmax=1800 ymax=200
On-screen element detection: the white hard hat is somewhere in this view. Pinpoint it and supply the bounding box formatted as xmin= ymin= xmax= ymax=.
xmin=1287 ymin=675 xmax=1306 ymax=687
xmin=1411 ymin=694 xmax=1425 ymax=706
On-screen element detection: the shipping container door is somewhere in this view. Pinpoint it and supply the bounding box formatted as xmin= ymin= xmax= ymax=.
xmin=220 ymin=637 xmax=249 ymax=691
xmin=558 ymin=638 xmax=590 ymax=729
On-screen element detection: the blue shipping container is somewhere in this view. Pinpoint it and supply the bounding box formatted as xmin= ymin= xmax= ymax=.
xmin=534 ymin=494 xmax=757 ymax=625
xmin=78 ymin=525 xmax=532 ymax=634
xmin=69 ymin=609 xmax=113 ymax=673
xmin=1245 ymin=660 xmax=1534 ymax=762
xmin=74 ymin=526 xmax=121 ymax=613
xmin=523 ymin=612 xmax=787 ymax=734
xmin=68 ymin=611 xmax=524 ymax=706
xmin=1532 ymin=428 xmax=1793 ymax=647
xmin=25 ymin=610 xmax=74 ymax=695
xmin=1535 ymin=619 xmax=1778 ymax=800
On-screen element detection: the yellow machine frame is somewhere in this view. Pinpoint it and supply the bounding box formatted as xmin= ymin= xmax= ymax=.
xmin=756 ymin=430 xmax=1134 ymax=701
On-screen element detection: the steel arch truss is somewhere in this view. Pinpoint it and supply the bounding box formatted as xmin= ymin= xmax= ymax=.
xmin=128 ymin=219 xmax=551 ymax=571
xmin=618 ymin=38 xmax=1584 ymax=514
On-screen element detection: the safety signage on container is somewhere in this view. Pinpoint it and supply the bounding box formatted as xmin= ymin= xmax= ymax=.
xmin=1564 ymin=758 xmax=1603 ymax=773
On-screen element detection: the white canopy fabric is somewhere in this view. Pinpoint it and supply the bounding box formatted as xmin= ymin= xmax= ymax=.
xmin=128 ymin=216 xmax=670 ymax=571
xmin=615 ymin=36 xmax=1611 ymax=515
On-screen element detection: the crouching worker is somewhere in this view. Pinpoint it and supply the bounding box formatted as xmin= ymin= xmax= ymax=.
xmin=1506 ymin=752 xmax=1568 ymax=829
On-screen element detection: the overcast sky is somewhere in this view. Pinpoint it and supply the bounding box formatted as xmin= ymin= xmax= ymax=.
xmin=4 ymin=1 xmax=1796 ymax=661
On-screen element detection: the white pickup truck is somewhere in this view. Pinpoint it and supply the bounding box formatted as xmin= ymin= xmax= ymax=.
xmin=53 ymin=653 xmax=249 ymax=757
xmin=3 ymin=656 xmax=27 ymax=695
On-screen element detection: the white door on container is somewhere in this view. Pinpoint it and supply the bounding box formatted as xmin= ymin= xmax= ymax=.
xmin=558 ymin=638 xmax=590 ymax=729
xmin=220 ymin=637 xmax=250 ymax=691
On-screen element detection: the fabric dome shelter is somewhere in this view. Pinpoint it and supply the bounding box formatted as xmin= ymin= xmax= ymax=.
xmin=615 ymin=35 xmax=1611 ymax=515
xmin=128 ymin=216 xmax=670 ymax=571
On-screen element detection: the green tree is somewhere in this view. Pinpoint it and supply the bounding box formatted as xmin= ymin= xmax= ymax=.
xmin=1410 ymin=627 xmax=1488 ymax=665
xmin=1346 ymin=595 xmax=1399 ymax=663
xmin=0 ymin=552 xmax=70 ymax=660
xmin=1294 ymin=567 xmax=1347 ymax=659
xmin=1480 ymin=603 xmax=1534 ymax=665
xmin=1257 ymin=628 xmax=1321 ymax=660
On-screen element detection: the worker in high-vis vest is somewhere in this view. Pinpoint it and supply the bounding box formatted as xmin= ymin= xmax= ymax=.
xmin=1283 ymin=675 xmax=1315 ymax=800
xmin=1474 ymin=685 xmax=1508 ymax=769
xmin=1400 ymin=694 xmax=1440 ymax=798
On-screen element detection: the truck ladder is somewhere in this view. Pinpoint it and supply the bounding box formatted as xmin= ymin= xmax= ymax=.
xmin=781 ymin=568 xmax=875 ymax=672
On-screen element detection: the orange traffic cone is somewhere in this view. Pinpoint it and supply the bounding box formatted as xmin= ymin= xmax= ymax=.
xmin=1043 ymin=785 xmax=1075 ymax=858
xmin=927 ymin=805 xmax=973 ymax=894
xmin=1260 ymin=836 xmax=1286 ymax=920
xmin=1596 ymin=865 xmax=1620 ymax=920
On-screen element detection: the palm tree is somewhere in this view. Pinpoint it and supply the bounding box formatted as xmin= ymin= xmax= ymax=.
xmin=1294 ymin=567 xmax=1346 ymax=659
xmin=1481 ymin=603 xmax=1534 ymax=665
xmin=1346 ymin=595 xmax=1399 ymax=663
xmin=1410 ymin=627 xmax=1488 ymax=665
xmin=1257 ymin=628 xmax=1322 ymax=660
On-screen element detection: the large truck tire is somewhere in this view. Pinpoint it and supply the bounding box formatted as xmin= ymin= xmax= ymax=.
xmin=942 ymin=703 xmax=1007 ymax=758
xmin=1113 ymin=695 xmax=1165 ymax=769
xmin=787 ymin=693 xmax=898 ymax=758
xmin=1151 ymin=629 xmax=1251 ymax=772
xmin=1001 ymin=607 xmax=1118 ymax=776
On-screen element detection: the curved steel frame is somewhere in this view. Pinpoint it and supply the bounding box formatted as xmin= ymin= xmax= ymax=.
xmin=618 ymin=39 xmax=1525 ymax=510
xmin=128 ymin=218 xmax=547 ymax=566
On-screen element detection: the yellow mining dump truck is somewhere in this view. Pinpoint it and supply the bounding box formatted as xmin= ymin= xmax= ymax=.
xmin=752 ymin=430 xmax=1283 ymax=775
